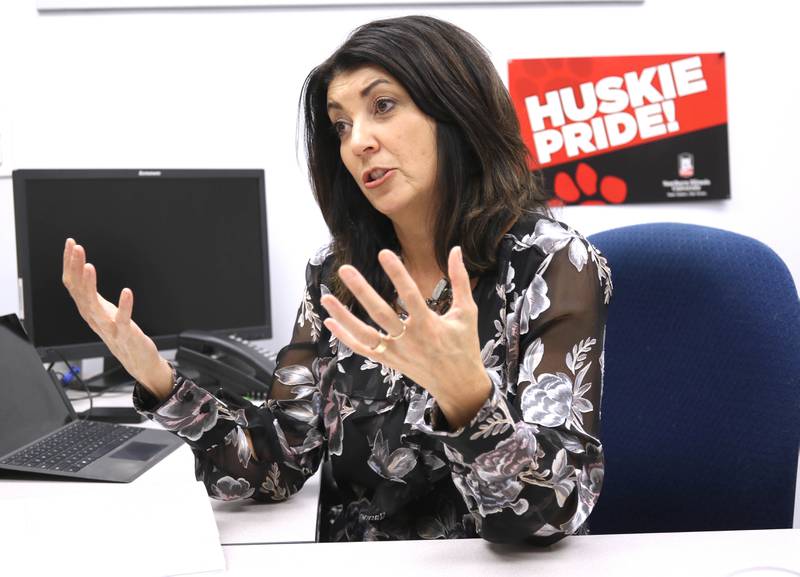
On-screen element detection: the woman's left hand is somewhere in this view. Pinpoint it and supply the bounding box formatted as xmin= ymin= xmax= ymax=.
xmin=320 ymin=246 xmax=491 ymax=429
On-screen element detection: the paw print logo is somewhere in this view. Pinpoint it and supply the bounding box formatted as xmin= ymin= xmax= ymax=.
xmin=550 ymin=163 xmax=628 ymax=206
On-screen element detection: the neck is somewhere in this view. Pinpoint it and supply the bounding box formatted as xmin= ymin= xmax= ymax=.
xmin=392 ymin=218 xmax=440 ymax=280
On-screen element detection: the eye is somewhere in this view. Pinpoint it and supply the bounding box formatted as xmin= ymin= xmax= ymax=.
xmin=374 ymin=97 xmax=396 ymax=114
xmin=331 ymin=119 xmax=351 ymax=139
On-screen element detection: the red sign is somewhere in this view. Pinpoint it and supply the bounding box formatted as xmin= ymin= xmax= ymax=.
xmin=508 ymin=54 xmax=729 ymax=205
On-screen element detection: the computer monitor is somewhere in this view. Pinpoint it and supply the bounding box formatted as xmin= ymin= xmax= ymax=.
xmin=13 ymin=169 xmax=271 ymax=388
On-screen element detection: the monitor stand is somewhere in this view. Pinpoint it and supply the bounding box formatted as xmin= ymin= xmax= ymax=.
xmin=80 ymin=356 xmax=137 ymax=392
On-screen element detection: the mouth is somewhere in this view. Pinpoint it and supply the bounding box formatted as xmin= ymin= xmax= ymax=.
xmin=362 ymin=168 xmax=396 ymax=189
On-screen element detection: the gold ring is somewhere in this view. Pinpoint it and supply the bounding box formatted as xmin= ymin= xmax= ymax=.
xmin=386 ymin=321 xmax=407 ymax=341
xmin=369 ymin=336 xmax=388 ymax=354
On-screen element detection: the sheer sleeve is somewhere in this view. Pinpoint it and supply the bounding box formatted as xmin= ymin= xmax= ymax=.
xmin=133 ymin=253 xmax=331 ymax=503
xmin=417 ymin=222 xmax=611 ymax=544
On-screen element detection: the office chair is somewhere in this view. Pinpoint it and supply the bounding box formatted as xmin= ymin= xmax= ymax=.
xmin=587 ymin=222 xmax=800 ymax=534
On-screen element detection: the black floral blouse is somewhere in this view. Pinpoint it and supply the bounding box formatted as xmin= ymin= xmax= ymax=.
xmin=133 ymin=213 xmax=612 ymax=544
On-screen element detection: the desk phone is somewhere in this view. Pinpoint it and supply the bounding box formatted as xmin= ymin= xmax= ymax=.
xmin=174 ymin=330 xmax=277 ymax=400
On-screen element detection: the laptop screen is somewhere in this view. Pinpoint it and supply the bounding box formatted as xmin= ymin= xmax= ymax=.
xmin=0 ymin=314 xmax=73 ymax=457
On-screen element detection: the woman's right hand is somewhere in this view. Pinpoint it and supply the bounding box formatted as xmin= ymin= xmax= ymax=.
xmin=62 ymin=238 xmax=174 ymax=400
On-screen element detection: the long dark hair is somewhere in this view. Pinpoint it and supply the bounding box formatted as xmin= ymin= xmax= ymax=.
xmin=301 ymin=15 xmax=547 ymax=309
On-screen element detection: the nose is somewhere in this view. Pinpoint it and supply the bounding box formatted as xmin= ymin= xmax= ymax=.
xmin=349 ymin=119 xmax=379 ymax=157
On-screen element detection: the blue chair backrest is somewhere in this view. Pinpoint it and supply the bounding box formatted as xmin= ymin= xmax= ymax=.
xmin=588 ymin=222 xmax=800 ymax=534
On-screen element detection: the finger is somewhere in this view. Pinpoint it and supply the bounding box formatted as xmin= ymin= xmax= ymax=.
xmin=377 ymin=250 xmax=429 ymax=318
xmin=68 ymin=244 xmax=86 ymax=292
xmin=336 ymin=265 xmax=405 ymax=335
xmin=323 ymin=317 xmax=381 ymax=360
xmin=76 ymin=264 xmax=105 ymax=328
xmin=81 ymin=262 xmax=98 ymax=303
xmin=448 ymin=246 xmax=475 ymax=310
xmin=116 ymin=288 xmax=133 ymax=325
xmin=320 ymin=293 xmax=383 ymax=349
xmin=73 ymin=262 xmax=103 ymax=333
xmin=62 ymin=238 xmax=75 ymax=287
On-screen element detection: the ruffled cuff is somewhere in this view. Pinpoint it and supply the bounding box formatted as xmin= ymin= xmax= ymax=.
xmin=133 ymin=374 xmax=235 ymax=449
xmin=131 ymin=361 xmax=180 ymax=414
xmin=415 ymin=384 xmax=519 ymax=457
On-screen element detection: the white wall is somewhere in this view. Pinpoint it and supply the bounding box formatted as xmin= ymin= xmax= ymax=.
xmin=0 ymin=0 xmax=798 ymax=524
xmin=1 ymin=0 xmax=798 ymax=345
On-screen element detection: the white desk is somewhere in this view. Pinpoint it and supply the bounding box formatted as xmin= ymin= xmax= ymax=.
xmin=204 ymin=529 xmax=799 ymax=577
xmin=210 ymin=471 xmax=320 ymax=545
xmin=8 ymin=389 xmax=795 ymax=577
xmin=1 ymin=387 xmax=322 ymax=576
xmin=67 ymin=387 xmax=322 ymax=545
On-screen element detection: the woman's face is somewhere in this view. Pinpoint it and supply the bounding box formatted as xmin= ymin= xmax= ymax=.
xmin=327 ymin=65 xmax=438 ymax=224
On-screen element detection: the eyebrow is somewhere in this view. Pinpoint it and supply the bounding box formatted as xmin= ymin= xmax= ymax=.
xmin=327 ymin=78 xmax=392 ymax=112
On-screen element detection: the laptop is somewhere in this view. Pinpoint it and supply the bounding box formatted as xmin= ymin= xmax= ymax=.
xmin=0 ymin=313 xmax=183 ymax=482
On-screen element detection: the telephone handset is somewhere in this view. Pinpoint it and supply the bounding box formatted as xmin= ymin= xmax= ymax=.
xmin=174 ymin=330 xmax=277 ymax=400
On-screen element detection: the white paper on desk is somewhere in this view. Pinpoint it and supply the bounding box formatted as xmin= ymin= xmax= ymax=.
xmin=0 ymin=480 xmax=225 ymax=577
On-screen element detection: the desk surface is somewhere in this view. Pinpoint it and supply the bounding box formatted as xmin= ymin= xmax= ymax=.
xmin=21 ymin=390 xmax=794 ymax=577
xmin=67 ymin=388 xmax=322 ymax=545
xmin=133 ymin=442 xmax=321 ymax=545
xmin=207 ymin=528 xmax=799 ymax=577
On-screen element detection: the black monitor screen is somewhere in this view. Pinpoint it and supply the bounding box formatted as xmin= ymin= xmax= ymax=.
xmin=13 ymin=170 xmax=271 ymax=361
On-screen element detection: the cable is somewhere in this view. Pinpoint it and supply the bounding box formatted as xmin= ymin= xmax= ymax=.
xmin=65 ymin=379 xmax=135 ymax=402
xmin=84 ymin=362 xmax=133 ymax=383
xmin=51 ymin=358 xmax=136 ymax=402
xmin=48 ymin=349 xmax=93 ymax=417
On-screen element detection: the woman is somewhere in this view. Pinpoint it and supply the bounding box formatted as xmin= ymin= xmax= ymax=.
xmin=62 ymin=15 xmax=611 ymax=543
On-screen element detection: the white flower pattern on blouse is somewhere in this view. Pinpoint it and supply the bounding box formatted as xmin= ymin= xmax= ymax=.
xmin=133 ymin=214 xmax=611 ymax=544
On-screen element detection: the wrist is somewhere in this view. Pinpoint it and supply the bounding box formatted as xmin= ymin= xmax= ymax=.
xmin=435 ymin=369 xmax=492 ymax=430
xmin=140 ymin=358 xmax=175 ymax=401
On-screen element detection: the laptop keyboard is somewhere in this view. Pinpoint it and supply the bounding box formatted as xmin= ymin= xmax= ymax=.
xmin=1 ymin=419 xmax=143 ymax=473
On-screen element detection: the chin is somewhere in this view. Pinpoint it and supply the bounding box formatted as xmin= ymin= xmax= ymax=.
xmin=365 ymin=193 xmax=409 ymax=219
